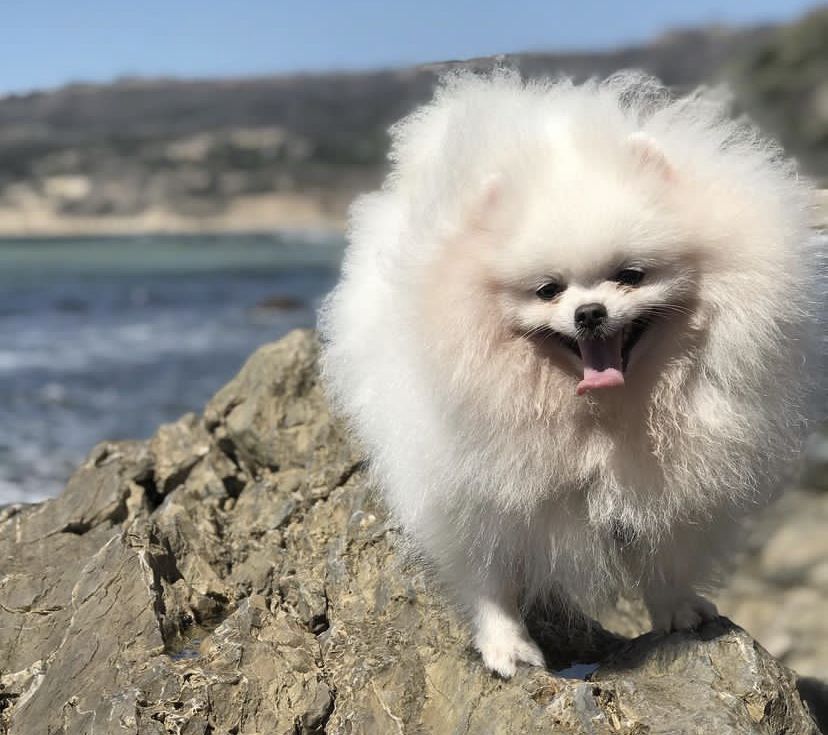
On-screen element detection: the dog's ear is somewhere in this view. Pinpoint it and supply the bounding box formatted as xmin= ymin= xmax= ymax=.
xmin=627 ymin=133 xmax=674 ymax=182
xmin=466 ymin=173 xmax=503 ymax=231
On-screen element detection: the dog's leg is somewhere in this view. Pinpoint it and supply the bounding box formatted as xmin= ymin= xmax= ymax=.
xmin=643 ymin=586 xmax=719 ymax=632
xmin=640 ymin=527 xmax=720 ymax=633
xmin=466 ymin=572 xmax=545 ymax=678
xmin=420 ymin=502 xmax=545 ymax=677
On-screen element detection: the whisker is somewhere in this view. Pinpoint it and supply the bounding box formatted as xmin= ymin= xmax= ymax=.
xmin=645 ymin=302 xmax=694 ymax=316
xmin=517 ymin=324 xmax=550 ymax=341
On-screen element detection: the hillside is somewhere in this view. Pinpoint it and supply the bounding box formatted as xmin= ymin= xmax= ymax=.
xmin=0 ymin=8 xmax=825 ymax=236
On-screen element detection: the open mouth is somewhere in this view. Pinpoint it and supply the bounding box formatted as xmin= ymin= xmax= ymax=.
xmin=620 ymin=316 xmax=651 ymax=369
xmin=536 ymin=316 xmax=653 ymax=395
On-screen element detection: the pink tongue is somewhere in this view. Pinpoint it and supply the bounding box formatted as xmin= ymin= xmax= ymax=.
xmin=576 ymin=333 xmax=625 ymax=396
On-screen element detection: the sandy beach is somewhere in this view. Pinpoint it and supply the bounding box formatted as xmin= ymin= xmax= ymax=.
xmin=0 ymin=190 xmax=347 ymax=238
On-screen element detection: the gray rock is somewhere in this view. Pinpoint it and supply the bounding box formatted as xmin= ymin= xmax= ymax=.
xmin=716 ymin=488 xmax=828 ymax=682
xmin=0 ymin=330 xmax=821 ymax=734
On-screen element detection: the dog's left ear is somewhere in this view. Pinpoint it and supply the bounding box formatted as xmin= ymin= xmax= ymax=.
xmin=627 ymin=133 xmax=674 ymax=182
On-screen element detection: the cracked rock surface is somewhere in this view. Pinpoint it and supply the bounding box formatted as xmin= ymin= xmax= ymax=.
xmin=0 ymin=330 xmax=822 ymax=734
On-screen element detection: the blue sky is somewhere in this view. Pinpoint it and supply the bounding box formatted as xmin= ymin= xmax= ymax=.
xmin=0 ymin=1 xmax=821 ymax=94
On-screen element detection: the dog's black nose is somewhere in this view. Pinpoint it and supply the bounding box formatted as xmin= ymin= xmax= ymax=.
xmin=574 ymin=302 xmax=608 ymax=331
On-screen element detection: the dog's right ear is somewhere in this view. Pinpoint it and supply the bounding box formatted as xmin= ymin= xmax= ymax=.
xmin=466 ymin=173 xmax=503 ymax=231
xmin=627 ymin=132 xmax=675 ymax=182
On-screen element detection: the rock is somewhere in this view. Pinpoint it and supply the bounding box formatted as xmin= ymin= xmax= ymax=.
xmin=717 ymin=488 xmax=828 ymax=681
xmin=0 ymin=330 xmax=822 ymax=734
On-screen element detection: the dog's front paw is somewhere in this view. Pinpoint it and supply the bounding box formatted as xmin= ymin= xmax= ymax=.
xmin=647 ymin=593 xmax=718 ymax=633
xmin=474 ymin=623 xmax=545 ymax=678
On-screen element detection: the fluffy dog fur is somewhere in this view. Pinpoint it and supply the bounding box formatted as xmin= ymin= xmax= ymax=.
xmin=319 ymin=71 xmax=818 ymax=677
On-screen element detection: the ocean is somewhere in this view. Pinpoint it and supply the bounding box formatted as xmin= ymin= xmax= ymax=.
xmin=0 ymin=233 xmax=344 ymax=503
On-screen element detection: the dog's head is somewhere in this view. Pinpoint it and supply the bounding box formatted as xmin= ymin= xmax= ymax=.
xmin=430 ymin=133 xmax=705 ymax=400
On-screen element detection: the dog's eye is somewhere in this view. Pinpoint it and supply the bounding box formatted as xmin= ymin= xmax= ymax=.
xmin=613 ymin=267 xmax=645 ymax=287
xmin=535 ymin=282 xmax=564 ymax=301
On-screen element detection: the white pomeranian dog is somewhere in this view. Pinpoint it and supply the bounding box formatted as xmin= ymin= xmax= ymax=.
xmin=319 ymin=71 xmax=818 ymax=677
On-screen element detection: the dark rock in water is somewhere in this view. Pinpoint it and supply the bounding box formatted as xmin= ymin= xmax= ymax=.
xmin=0 ymin=330 xmax=821 ymax=734
xmin=53 ymin=297 xmax=89 ymax=313
xmin=253 ymin=294 xmax=307 ymax=311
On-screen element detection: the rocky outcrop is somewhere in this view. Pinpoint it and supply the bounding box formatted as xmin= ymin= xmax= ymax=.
xmin=0 ymin=330 xmax=822 ymax=734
